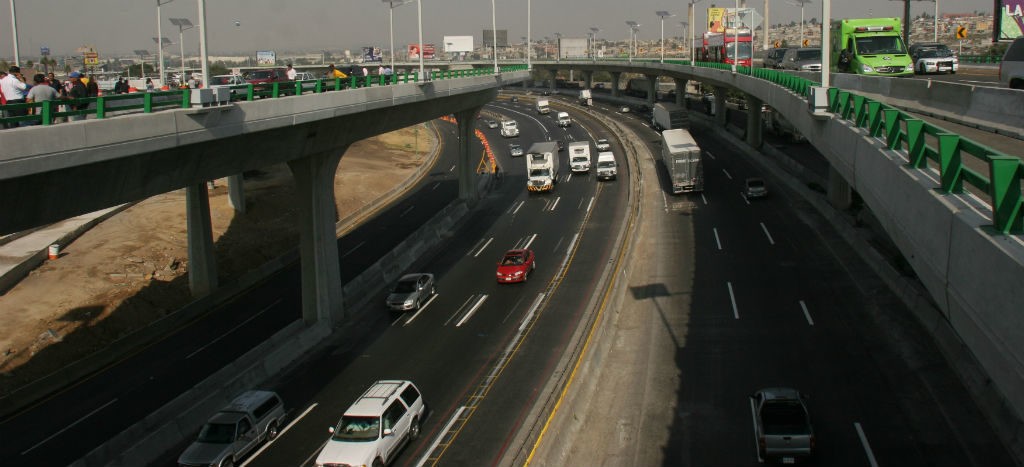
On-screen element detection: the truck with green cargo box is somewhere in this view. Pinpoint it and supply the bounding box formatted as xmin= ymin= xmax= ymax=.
xmin=830 ymin=18 xmax=913 ymax=77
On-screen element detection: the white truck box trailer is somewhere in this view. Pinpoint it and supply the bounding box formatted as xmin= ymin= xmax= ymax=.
xmin=662 ymin=128 xmax=703 ymax=193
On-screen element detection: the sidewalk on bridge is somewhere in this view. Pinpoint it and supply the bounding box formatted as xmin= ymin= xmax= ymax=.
xmin=0 ymin=205 xmax=129 ymax=295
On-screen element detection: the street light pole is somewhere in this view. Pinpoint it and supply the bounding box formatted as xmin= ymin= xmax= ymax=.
xmin=169 ymin=17 xmax=194 ymax=87
xmin=527 ymin=0 xmax=532 ymax=70
xmin=382 ymin=1 xmax=413 ymax=74
xmin=157 ymin=0 xmax=174 ymax=87
xmin=821 ymin=0 xmax=831 ymax=87
xmin=491 ymin=0 xmax=499 ymax=72
xmin=787 ymin=0 xmax=811 ymax=47
xmin=554 ymin=32 xmax=561 ymax=63
xmin=197 ymin=0 xmax=209 ymax=88
xmin=732 ymin=0 xmax=739 ymax=73
xmin=590 ymin=27 xmax=600 ymax=61
xmin=656 ymin=11 xmax=673 ymax=63
xmin=689 ymin=0 xmax=703 ymax=65
xmin=626 ymin=21 xmax=638 ymax=63
xmin=417 ymin=0 xmax=424 ymax=81
xmin=9 ymin=0 xmax=19 ymax=65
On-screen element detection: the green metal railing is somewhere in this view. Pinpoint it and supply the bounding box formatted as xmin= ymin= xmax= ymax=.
xmin=0 ymin=64 xmax=528 ymax=127
xmin=958 ymin=54 xmax=1003 ymax=64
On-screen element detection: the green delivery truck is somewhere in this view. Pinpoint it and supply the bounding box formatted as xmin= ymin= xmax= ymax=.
xmin=830 ymin=18 xmax=914 ymax=77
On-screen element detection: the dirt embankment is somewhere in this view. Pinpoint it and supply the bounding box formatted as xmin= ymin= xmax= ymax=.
xmin=0 ymin=124 xmax=438 ymax=395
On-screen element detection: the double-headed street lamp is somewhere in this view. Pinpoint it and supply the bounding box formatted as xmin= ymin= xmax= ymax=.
xmin=590 ymin=27 xmax=600 ymax=61
xmin=679 ymin=21 xmax=689 ymax=58
xmin=169 ymin=17 xmax=193 ymax=86
xmin=626 ymin=21 xmax=638 ymax=62
xmin=490 ymin=0 xmax=499 ymax=72
xmin=156 ymin=0 xmax=175 ymax=86
xmin=382 ymin=1 xmax=414 ymax=73
xmin=786 ymin=0 xmax=812 ymax=47
xmin=656 ymin=11 xmax=674 ymax=63
xmin=688 ymin=0 xmax=703 ymax=65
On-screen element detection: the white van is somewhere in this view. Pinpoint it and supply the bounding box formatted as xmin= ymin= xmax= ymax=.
xmin=568 ymin=141 xmax=591 ymax=173
xmin=556 ymin=111 xmax=571 ymax=127
xmin=596 ymin=152 xmax=618 ymax=181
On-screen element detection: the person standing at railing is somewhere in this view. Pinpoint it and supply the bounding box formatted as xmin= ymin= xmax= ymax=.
xmin=26 ymin=74 xmax=59 ymax=126
xmin=67 ymin=72 xmax=89 ymax=121
xmin=286 ymin=63 xmax=297 ymax=81
xmin=1 ymin=66 xmax=29 ymax=129
xmin=145 ymin=77 xmax=155 ymax=92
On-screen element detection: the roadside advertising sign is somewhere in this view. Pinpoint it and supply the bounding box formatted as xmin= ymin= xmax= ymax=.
xmin=362 ymin=47 xmax=382 ymax=62
xmin=256 ymin=51 xmax=276 ymax=65
xmin=998 ymin=0 xmax=1024 ymax=40
xmin=408 ymin=44 xmax=436 ymax=59
xmin=707 ymin=8 xmax=726 ymax=33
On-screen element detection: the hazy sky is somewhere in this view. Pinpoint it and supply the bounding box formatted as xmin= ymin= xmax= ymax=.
xmin=0 ymin=0 xmax=995 ymax=58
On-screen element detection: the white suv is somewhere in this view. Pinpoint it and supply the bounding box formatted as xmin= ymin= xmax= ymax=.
xmin=315 ymin=380 xmax=426 ymax=467
xmin=1000 ymin=37 xmax=1024 ymax=89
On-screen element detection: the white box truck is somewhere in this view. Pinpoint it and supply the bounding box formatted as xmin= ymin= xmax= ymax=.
xmin=596 ymin=152 xmax=618 ymax=181
xmin=579 ymin=89 xmax=593 ymax=106
xmin=536 ymin=99 xmax=550 ymax=114
xmin=500 ymin=120 xmax=519 ymax=138
xmin=526 ymin=141 xmax=560 ymax=192
xmin=662 ymin=128 xmax=703 ymax=193
xmin=556 ymin=111 xmax=572 ymax=127
xmin=568 ymin=141 xmax=591 ymax=173
xmin=652 ymin=102 xmax=689 ymax=131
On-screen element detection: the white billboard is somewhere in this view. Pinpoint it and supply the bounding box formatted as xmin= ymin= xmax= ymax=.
xmin=444 ymin=35 xmax=474 ymax=53
xmin=559 ymin=38 xmax=589 ymax=58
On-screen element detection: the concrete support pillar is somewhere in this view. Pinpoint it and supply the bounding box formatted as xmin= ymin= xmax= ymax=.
xmin=645 ymin=74 xmax=658 ymax=106
xmin=827 ymin=165 xmax=854 ymax=210
xmin=227 ymin=174 xmax=245 ymax=213
xmin=714 ymin=86 xmax=728 ymax=127
xmin=549 ymin=69 xmax=557 ymax=94
xmin=288 ymin=150 xmax=346 ymax=326
xmin=745 ymin=94 xmax=764 ymax=149
xmin=456 ymin=107 xmax=484 ymax=203
xmin=185 ymin=183 xmax=218 ymax=298
xmin=674 ymin=78 xmax=686 ymax=107
xmin=583 ymin=71 xmax=593 ymax=89
xmin=611 ymin=72 xmax=621 ymax=98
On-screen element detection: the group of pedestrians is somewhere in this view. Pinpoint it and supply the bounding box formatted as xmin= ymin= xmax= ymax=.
xmin=0 ymin=66 xmax=98 ymax=127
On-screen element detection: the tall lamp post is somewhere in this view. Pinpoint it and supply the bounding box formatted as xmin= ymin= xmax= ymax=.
xmin=679 ymin=21 xmax=689 ymax=58
xmin=626 ymin=21 xmax=638 ymax=62
xmin=416 ymin=0 xmax=424 ymax=80
xmin=786 ymin=0 xmax=812 ymax=47
xmin=133 ymin=50 xmax=150 ymax=81
xmin=491 ymin=0 xmax=499 ymax=72
xmin=197 ymin=0 xmax=209 ymax=88
xmin=688 ymin=0 xmax=703 ymax=65
xmin=554 ymin=32 xmax=562 ymax=62
xmin=9 ymin=0 xmax=19 ymax=65
xmin=656 ymin=11 xmax=673 ymax=63
xmin=382 ymin=1 xmax=414 ymax=74
xmin=901 ymin=0 xmax=938 ymax=42
xmin=527 ymin=0 xmax=532 ymax=70
xmin=590 ymin=27 xmax=600 ymax=61
xmin=156 ymin=0 xmax=174 ymax=86
xmin=169 ymin=17 xmax=194 ymax=86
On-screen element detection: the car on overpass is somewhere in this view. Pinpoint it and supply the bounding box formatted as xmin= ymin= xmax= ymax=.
xmin=909 ymin=43 xmax=958 ymax=75
xmin=781 ymin=48 xmax=822 ymax=72
xmin=496 ymin=249 xmax=536 ymax=283
xmin=762 ymin=47 xmax=788 ymax=68
xmin=385 ymin=273 xmax=435 ymax=311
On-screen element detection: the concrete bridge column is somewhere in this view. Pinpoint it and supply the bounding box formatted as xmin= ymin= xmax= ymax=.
xmin=549 ymin=70 xmax=557 ymax=94
xmin=714 ymin=86 xmax=728 ymax=127
xmin=288 ymin=150 xmax=346 ymax=325
xmin=645 ymin=74 xmax=658 ymax=106
xmin=827 ymin=165 xmax=854 ymax=210
xmin=185 ymin=183 xmax=218 ymax=298
xmin=611 ymin=72 xmax=621 ymax=98
xmin=583 ymin=71 xmax=593 ymax=89
xmin=674 ymin=78 xmax=686 ymax=107
xmin=457 ymin=106 xmax=484 ymax=204
xmin=227 ymin=174 xmax=245 ymax=213
xmin=745 ymin=94 xmax=764 ymax=149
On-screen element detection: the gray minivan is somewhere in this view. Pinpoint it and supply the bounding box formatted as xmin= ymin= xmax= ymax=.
xmin=1000 ymin=37 xmax=1024 ymax=89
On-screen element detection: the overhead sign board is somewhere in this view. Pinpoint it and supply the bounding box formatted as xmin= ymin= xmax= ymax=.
xmin=997 ymin=0 xmax=1023 ymax=40
xmin=443 ymin=35 xmax=474 ymax=53
xmin=707 ymin=8 xmax=726 ymax=33
xmin=408 ymin=43 xmax=436 ymax=60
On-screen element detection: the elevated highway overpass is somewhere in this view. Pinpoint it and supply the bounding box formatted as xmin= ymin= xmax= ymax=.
xmin=1 ymin=59 xmax=1022 ymax=460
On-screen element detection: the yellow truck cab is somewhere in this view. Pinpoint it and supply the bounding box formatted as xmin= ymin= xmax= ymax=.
xmin=830 ymin=18 xmax=913 ymax=77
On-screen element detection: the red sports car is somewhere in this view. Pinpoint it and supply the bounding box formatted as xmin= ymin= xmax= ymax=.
xmin=496 ymin=249 xmax=536 ymax=283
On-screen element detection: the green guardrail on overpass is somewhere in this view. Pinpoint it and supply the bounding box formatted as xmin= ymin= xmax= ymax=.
xmin=0 ymin=64 xmax=528 ymax=127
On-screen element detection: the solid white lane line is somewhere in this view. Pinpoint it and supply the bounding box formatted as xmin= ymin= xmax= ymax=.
xmin=187 ymin=299 xmax=280 ymax=359
xmin=522 ymin=233 xmax=538 ymax=250
xmin=564 ymin=233 xmax=580 ymax=260
xmin=854 ymin=422 xmax=880 ymax=467
xmin=662 ymin=191 xmax=669 ymax=211
xmin=456 ymin=295 xmax=488 ymax=327
xmin=727 ymin=282 xmax=739 ymax=319
xmin=713 ymin=228 xmax=722 ymax=251
xmin=566 ymin=173 xmax=573 ymax=183
xmin=446 ymin=295 xmax=477 ymax=326
xmin=415 ymin=406 xmax=467 ymax=467
xmin=512 ymin=200 xmax=525 ymax=215
xmin=740 ymin=192 xmax=750 ymax=205
xmin=586 ymin=196 xmax=595 ymax=213
xmin=449 ymin=164 xmax=456 ymax=172
xmin=403 ymin=294 xmax=440 ymax=326
xmin=241 ymin=403 xmax=319 ymax=467
xmin=519 ymin=293 xmax=547 ymax=331
xmin=706 ymin=151 xmax=716 ymax=160
xmin=431 ymin=182 xmax=441 ymax=191
xmin=474 ymin=237 xmax=494 ymax=257
xmin=722 ymin=169 xmax=733 ymax=180
xmin=749 ymin=398 xmax=764 ymax=463
xmin=400 ymin=205 xmax=415 ymax=217
xmin=549 ymin=196 xmax=561 ymax=211
xmin=760 ymin=222 xmax=775 ymax=245
xmin=341 ymin=241 xmax=366 ymax=259
xmin=800 ymin=300 xmax=814 ymax=326
xmin=701 ymin=193 xmax=708 ymax=205
xmin=22 ymin=398 xmax=118 ymax=454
